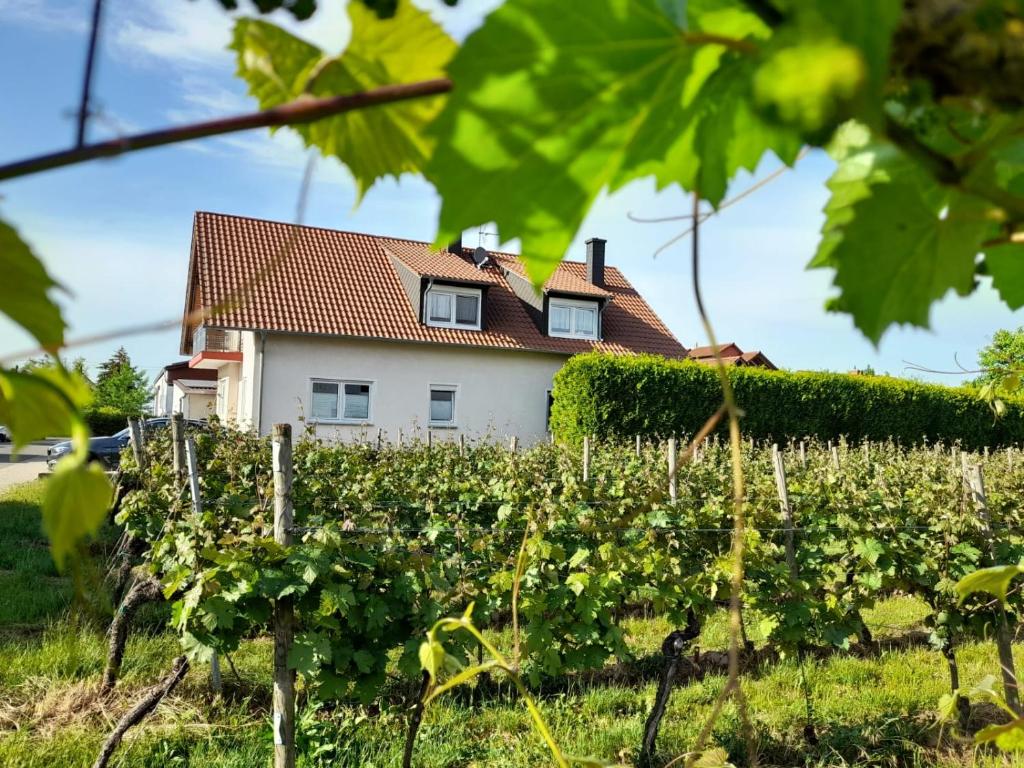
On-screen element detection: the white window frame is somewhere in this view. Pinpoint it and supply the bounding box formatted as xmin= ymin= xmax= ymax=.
xmin=309 ymin=378 xmax=375 ymax=425
xmin=424 ymin=286 xmax=482 ymax=330
xmin=548 ymin=297 xmax=600 ymax=340
xmin=428 ymin=383 xmax=459 ymax=428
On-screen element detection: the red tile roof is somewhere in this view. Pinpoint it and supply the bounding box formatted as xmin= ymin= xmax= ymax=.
xmin=687 ymin=342 xmax=777 ymax=370
xmin=181 ymin=212 xmax=686 ymax=358
xmin=495 ymin=254 xmax=612 ymax=298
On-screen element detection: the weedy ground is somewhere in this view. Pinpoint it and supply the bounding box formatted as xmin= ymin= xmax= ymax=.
xmin=1 ymin=481 xmax=1023 ymax=767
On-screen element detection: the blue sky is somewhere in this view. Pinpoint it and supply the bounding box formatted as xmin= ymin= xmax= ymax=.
xmin=0 ymin=0 xmax=1019 ymax=385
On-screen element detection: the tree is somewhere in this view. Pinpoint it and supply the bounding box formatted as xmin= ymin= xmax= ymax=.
xmin=92 ymin=348 xmax=149 ymax=415
xmin=975 ymin=328 xmax=1024 ymax=386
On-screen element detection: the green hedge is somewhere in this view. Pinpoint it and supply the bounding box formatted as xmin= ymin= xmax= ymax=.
xmin=550 ymin=353 xmax=1024 ymax=449
xmin=84 ymin=406 xmax=134 ymax=437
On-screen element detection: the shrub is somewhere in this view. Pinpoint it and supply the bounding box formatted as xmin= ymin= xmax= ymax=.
xmin=84 ymin=406 xmax=133 ymax=437
xmin=550 ymin=353 xmax=1024 ymax=449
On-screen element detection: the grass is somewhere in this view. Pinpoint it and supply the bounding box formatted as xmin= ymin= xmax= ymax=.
xmin=2 ymin=481 xmax=1024 ymax=767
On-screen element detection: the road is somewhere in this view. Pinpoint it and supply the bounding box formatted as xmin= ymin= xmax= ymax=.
xmin=0 ymin=440 xmax=58 ymax=491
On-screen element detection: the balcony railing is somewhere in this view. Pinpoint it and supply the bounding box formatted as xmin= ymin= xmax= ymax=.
xmin=193 ymin=326 xmax=241 ymax=353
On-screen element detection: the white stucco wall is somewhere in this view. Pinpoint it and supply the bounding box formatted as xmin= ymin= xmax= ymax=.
xmin=256 ymin=334 xmax=567 ymax=444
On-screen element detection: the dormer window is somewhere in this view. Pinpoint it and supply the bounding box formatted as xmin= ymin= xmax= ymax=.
xmin=425 ymin=286 xmax=482 ymax=330
xmin=548 ymin=298 xmax=599 ymax=339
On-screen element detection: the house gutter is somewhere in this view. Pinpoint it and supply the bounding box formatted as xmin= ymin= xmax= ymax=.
xmin=255 ymin=330 xmax=267 ymax=435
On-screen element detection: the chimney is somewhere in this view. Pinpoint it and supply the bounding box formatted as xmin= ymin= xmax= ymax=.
xmin=448 ymin=233 xmax=463 ymax=256
xmin=586 ymin=237 xmax=606 ymax=286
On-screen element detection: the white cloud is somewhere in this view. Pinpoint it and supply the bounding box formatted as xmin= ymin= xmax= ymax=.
xmin=0 ymin=0 xmax=87 ymax=33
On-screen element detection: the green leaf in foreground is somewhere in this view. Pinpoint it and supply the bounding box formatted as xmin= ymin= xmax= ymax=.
xmin=955 ymin=564 xmax=1024 ymax=606
xmin=426 ymin=0 xmax=800 ymax=286
xmin=975 ymin=717 xmax=1024 ymax=751
xmin=0 ymin=217 xmax=66 ymax=350
xmin=42 ymin=459 xmax=112 ymax=571
xmin=985 ymin=243 xmax=1024 ymax=309
xmin=0 ymin=367 xmax=91 ymax=451
xmin=811 ymin=123 xmax=998 ymax=343
xmin=231 ymin=0 xmax=455 ymax=198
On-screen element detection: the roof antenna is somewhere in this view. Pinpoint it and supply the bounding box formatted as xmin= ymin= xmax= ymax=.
xmin=477 ymin=226 xmax=499 ymax=247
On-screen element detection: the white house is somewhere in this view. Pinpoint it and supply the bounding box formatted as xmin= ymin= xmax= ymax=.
xmin=152 ymin=361 xmax=217 ymax=420
xmin=178 ymin=211 xmax=688 ymax=443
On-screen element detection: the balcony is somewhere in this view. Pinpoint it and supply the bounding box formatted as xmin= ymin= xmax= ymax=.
xmin=190 ymin=326 xmax=242 ymax=369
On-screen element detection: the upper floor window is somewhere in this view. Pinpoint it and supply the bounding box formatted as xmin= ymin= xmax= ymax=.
xmin=426 ymin=286 xmax=481 ymax=330
xmin=311 ymin=379 xmax=372 ymax=423
xmin=548 ymin=298 xmax=599 ymax=339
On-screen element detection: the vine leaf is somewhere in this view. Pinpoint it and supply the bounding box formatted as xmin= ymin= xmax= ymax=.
xmin=231 ymin=0 xmax=455 ymax=198
xmin=955 ymin=563 xmax=1024 ymax=606
xmin=0 ymin=367 xmax=91 ymax=451
xmin=43 ymin=459 xmax=112 ymax=571
xmin=811 ymin=123 xmax=998 ymax=343
xmin=0 ymin=217 xmax=66 ymax=349
xmin=426 ymin=0 xmax=801 ymax=287
xmin=986 ymin=243 xmax=1024 ymax=309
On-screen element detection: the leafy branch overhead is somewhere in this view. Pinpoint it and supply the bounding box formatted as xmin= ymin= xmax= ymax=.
xmin=232 ymin=0 xmax=1024 ymax=340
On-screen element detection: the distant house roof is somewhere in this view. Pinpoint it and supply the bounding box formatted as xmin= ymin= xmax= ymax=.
xmin=686 ymin=342 xmax=777 ymax=370
xmin=180 ymin=212 xmax=686 ymax=359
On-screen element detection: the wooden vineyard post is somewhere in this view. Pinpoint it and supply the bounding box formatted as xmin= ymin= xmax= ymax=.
xmin=772 ymin=443 xmax=817 ymax=741
xmin=426 ymin=430 xmax=433 ymax=450
xmin=771 ymin=444 xmax=797 ymax=575
xmin=1009 ymin=446 xmax=1015 ymax=471
xmin=185 ymin=437 xmax=221 ymax=695
xmin=863 ymin=441 xmax=869 ymax=462
xmin=397 ymin=428 xmax=403 ymax=449
xmin=667 ymin=437 xmax=678 ymax=502
xmin=510 ymin=435 xmax=518 ymax=453
xmin=635 ymin=434 xmax=642 ymax=458
xmin=830 ymin=442 xmax=840 ymax=470
xmin=171 ymin=413 xmax=186 ymax=484
xmin=582 ymin=436 xmax=591 ymax=482
xmin=459 ymin=433 xmax=465 ymax=457
xmin=799 ymin=440 xmax=806 ymax=469
xmin=967 ymin=463 xmax=1021 ymax=716
xmin=128 ymin=418 xmax=144 ymax=468
xmin=376 ymin=428 xmax=382 ymax=451
xmin=272 ymin=424 xmax=296 ymax=768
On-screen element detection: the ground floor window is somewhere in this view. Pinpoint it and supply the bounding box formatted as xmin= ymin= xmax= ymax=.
xmin=311 ymin=379 xmax=372 ymax=422
xmin=429 ymin=385 xmax=458 ymax=427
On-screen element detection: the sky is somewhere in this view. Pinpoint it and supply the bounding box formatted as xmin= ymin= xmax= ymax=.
xmin=0 ymin=0 xmax=1020 ymax=385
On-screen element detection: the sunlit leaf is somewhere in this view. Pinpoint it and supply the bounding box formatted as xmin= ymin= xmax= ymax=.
xmin=956 ymin=564 xmax=1024 ymax=606
xmin=986 ymin=243 xmax=1024 ymax=309
xmin=42 ymin=459 xmax=113 ymax=571
xmin=0 ymin=217 xmax=66 ymax=349
xmin=232 ymin=0 xmax=455 ymax=197
xmin=976 ymin=717 xmax=1024 ymax=750
xmin=426 ymin=0 xmax=800 ymax=286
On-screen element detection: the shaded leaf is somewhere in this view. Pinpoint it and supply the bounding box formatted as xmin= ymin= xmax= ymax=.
xmin=986 ymin=243 xmax=1024 ymax=309
xmin=812 ymin=123 xmax=997 ymax=343
xmin=0 ymin=217 xmax=65 ymax=349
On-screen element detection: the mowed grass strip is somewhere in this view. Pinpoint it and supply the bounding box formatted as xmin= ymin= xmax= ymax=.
xmin=0 ymin=482 xmax=1021 ymax=767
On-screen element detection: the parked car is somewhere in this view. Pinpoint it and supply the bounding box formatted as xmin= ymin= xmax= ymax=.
xmin=47 ymin=417 xmax=206 ymax=471
xmin=0 ymin=425 xmax=9 ymax=443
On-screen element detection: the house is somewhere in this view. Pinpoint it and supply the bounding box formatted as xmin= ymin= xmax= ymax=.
xmin=178 ymin=211 xmax=689 ymax=443
xmin=686 ymin=343 xmax=777 ymax=370
xmin=152 ymin=361 xmax=218 ymax=420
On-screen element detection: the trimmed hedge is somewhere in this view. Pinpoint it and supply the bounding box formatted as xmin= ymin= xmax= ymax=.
xmin=84 ymin=406 xmax=134 ymax=437
xmin=550 ymin=353 xmax=1024 ymax=449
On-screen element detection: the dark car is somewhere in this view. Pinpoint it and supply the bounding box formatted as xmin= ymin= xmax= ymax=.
xmin=46 ymin=417 xmax=205 ymax=471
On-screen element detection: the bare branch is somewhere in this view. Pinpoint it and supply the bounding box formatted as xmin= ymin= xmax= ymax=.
xmin=76 ymin=0 xmax=104 ymax=147
xmin=0 ymin=78 xmax=452 ymax=182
